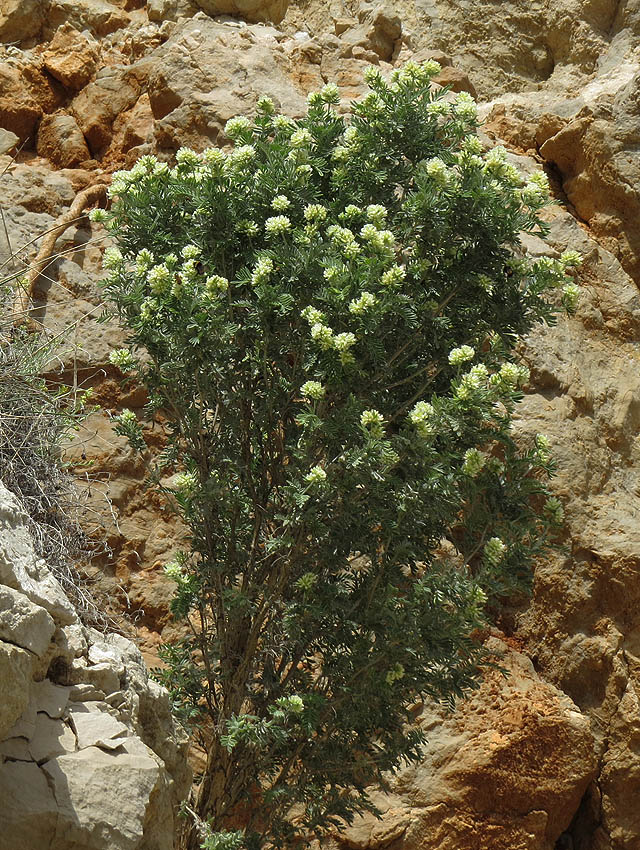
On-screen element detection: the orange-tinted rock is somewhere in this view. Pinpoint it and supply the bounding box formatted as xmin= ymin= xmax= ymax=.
xmin=37 ymin=112 xmax=91 ymax=168
xmin=332 ymin=638 xmax=596 ymax=850
xmin=112 ymin=93 xmax=154 ymax=153
xmin=43 ymin=24 xmax=99 ymax=90
xmin=0 ymin=65 xmax=42 ymax=143
xmin=0 ymin=0 xmax=43 ymax=43
xmin=44 ymin=0 xmax=130 ymax=38
xmin=192 ymin=0 xmax=289 ymax=25
xmin=70 ymin=67 xmax=141 ymax=155
xmin=433 ymin=65 xmax=477 ymax=98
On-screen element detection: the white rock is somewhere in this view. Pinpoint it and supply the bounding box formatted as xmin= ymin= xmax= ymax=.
xmin=0 ymin=485 xmax=78 ymax=625
xmin=0 ymin=761 xmax=59 ymax=849
xmin=29 ymin=714 xmax=76 ymax=763
xmin=69 ymin=683 xmax=106 ymax=702
xmin=68 ymin=706 xmax=129 ymax=749
xmin=0 ymin=640 xmax=33 ymax=739
xmin=71 ymin=657 xmax=120 ymax=695
xmin=31 ymin=679 xmax=71 ymax=719
xmin=0 ymin=585 xmax=55 ymax=657
xmin=42 ymin=744 xmax=163 ymax=850
xmin=0 ymin=735 xmax=31 ymax=761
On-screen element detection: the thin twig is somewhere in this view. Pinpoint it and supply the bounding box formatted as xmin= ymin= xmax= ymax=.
xmin=12 ymin=183 xmax=107 ymax=326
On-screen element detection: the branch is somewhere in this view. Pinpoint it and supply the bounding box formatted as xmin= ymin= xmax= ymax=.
xmin=13 ymin=183 xmax=107 ymax=328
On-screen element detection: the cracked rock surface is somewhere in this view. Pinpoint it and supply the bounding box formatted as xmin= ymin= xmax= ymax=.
xmin=0 ymin=483 xmax=190 ymax=850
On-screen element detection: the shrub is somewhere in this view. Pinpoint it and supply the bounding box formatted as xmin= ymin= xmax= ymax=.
xmin=97 ymin=62 xmax=578 ymax=850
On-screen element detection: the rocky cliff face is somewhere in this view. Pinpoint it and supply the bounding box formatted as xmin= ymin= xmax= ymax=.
xmin=1 ymin=0 xmax=639 ymax=847
xmin=0 ymin=481 xmax=191 ymax=849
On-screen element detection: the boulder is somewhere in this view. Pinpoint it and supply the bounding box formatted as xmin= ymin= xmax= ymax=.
xmin=28 ymin=714 xmax=77 ymax=763
xmin=0 ymin=0 xmax=43 ymax=43
xmin=42 ymin=745 xmax=165 ymax=850
xmin=112 ymin=92 xmax=154 ymax=152
xmin=0 ymin=64 xmax=43 ymax=143
xmin=433 ymin=65 xmax=477 ymax=98
xmin=37 ymin=112 xmax=91 ymax=168
xmin=337 ymin=5 xmax=402 ymax=61
xmin=333 ymin=638 xmax=596 ymax=850
xmin=192 ymin=0 xmax=289 ymax=25
xmin=0 ymin=641 xmax=33 ymax=739
xmin=70 ymin=66 xmax=141 ymax=154
xmin=0 ymin=585 xmax=55 ymax=657
xmin=146 ymin=16 xmax=307 ymax=151
xmin=0 ymin=128 xmax=19 ymax=155
xmin=0 ymin=479 xmax=191 ymax=847
xmin=44 ymin=0 xmax=130 ymax=38
xmin=0 ymin=489 xmax=78 ymax=624
xmin=43 ymin=23 xmax=100 ymax=89
xmin=0 ymin=762 xmax=59 ymax=850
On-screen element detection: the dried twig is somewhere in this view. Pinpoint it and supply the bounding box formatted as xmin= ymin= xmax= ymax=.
xmin=13 ymin=182 xmax=107 ymax=326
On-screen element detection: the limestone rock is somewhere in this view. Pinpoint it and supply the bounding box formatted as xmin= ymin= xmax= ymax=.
xmin=0 ymin=641 xmax=33 ymax=739
xmin=68 ymin=705 xmax=129 ymax=748
xmin=146 ymin=16 xmax=307 ymax=151
xmin=0 ymin=0 xmax=43 ymax=43
xmin=37 ymin=112 xmax=91 ymax=168
xmin=29 ymin=714 xmax=77 ymax=763
xmin=44 ymin=0 xmax=130 ymax=38
xmin=433 ymin=65 xmax=477 ymax=97
xmin=71 ymin=66 xmax=141 ymax=154
xmin=0 ymin=128 xmax=19 ymax=155
xmin=43 ymin=24 xmax=100 ymax=89
xmin=333 ymin=638 xmax=596 ymax=850
xmin=31 ymin=680 xmax=72 ymax=719
xmin=0 ymin=52 xmax=65 ymax=144
xmin=0 ymin=486 xmax=78 ymax=624
xmin=42 ymin=745 xmax=164 ymax=850
xmin=0 ymin=63 xmax=43 ymax=143
xmin=336 ymin=5 xmax=402 ymax=61
xmin=192 ymin=0 xmax=289 ymax=25
xmin=0 ymin=477 xmax=191 ymax=847
xmin=112 ymin=93 xmax=154 ymax=153
xmin=0 ymin=761 xmax=59 ymax=850
xmin=0 ymin=585 xmax=55 ymax=657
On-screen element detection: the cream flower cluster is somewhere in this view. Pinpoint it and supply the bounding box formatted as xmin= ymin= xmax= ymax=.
xmin=455 ymin=364 xmax=489 ymax=401
xmin=462 ymin=448 xmax=486 ymax=477
xmin=349 ymin=292 xmax=377 ymax=314
xmin=271 ymin=195 xmax=291 ymax=212
xmin=109 ymin=348 xmax=135 ymax=370
xmin=206 ymin=275 xmax=229 ymax=296
xmin=117 ymin=408 xmax=137 ymax=426
xmin=304 ymin=204 xmax=328 ymax=222
xmin=175 ymin=471 xmax=198 ymax=494
xmin=300 ymin=380 xmax=325 ymax=401
xmin=251 ymin=256 xmax=274 ymax=286
xmin=359 ymin=223 xmax=395 ymax=255
xmin=327 ymin=225 xmax=361 ymax=258
xmin=305 ymin=466 xmax=327 ymax=485
xmin=408 ymin=400 xmax=435 ymax=437
xmin=484 ymin=536 xmax=507 ymax=566
xmin=448 ymin=345 xmax=475 ymax=366
xmin=381 ymin=265 xmax=405 ymax=286
xmin=425 ymin=157 xmax=450 ymax=186
xmin=225 ymin=116 xmax=251 ymax=139
xmin=163 ymin=561 xmax=185 ymax=584
xmin=265 ymin=216 xmax=291 ymax=237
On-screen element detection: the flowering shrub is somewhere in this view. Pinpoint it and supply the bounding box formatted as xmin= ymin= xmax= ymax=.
xmin=97 ymin=61 xmax=579 ymax=850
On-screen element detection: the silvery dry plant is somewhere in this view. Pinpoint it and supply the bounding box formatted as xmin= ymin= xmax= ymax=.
xmin=95 ymin=61 xmax=580 ymax=850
